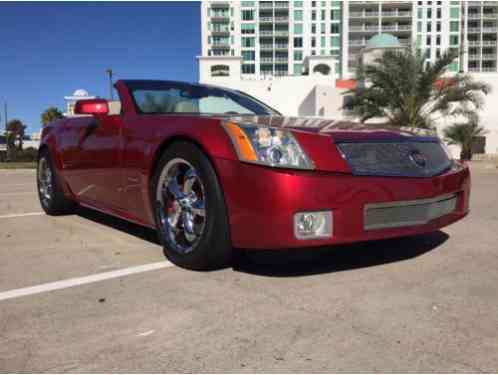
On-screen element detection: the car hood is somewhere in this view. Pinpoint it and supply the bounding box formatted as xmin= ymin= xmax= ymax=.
xmin=224 ymin=115 xmax=439 ymax=143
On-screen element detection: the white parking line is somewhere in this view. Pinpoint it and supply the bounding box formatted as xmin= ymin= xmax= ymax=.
xmin=0 ymin=212 xmax=44 ymax=219
xmin=0 ymin=261 xmax=174 ymax=302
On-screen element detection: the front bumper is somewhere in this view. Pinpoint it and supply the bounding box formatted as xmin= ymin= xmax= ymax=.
xmin=214 ymin=158 xmax=470 ymax=249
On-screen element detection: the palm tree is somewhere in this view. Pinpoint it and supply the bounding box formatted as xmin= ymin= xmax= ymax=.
xmin=443 ymin=116 xmax=487 ymax=161
xmin=41 ymin=107 xmax=64 ymax=127
xmin=6 ymin=119 xmax=26 ymax=159
xmin=345 ymin=49 xmax=491 ymax=129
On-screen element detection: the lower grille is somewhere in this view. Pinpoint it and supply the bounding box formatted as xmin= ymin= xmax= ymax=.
xmin=364 ymin=194 xmax=458 ymax=230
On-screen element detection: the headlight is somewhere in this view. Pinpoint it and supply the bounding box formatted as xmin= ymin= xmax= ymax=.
xmin=224 ymin=122 xmax=314 ymax=170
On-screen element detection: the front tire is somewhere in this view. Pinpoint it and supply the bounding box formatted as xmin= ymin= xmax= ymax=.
xmin=151 ymin=141 xmax=232 ymax=270
xmin=37 ymin=149 xmax=75 ymax=215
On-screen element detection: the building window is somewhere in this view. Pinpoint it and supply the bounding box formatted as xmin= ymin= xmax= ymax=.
xmin=294 ymin=23 xmax=303 ymax=34
xmin=450 ymin=7 xmax=459 ymax=19
xmin=242 ymin=10 xmax=254 ymax=20
xmin=294 ymin=50 xmax=303 ymax=60
xmin=294 ymin=10 xmax=303 ymax=21
xmin=321 ymin=10 xmax=326 ymax=20
xmin=450 ymin=21 xmax=459 ymax=32
xmin=427 ymin=23 xmax=431 ymax=32
xmin=313 ymin=64 xmax=331 ymax=75
xmin=241 ymin=23 xmax=255 ymax=34
xmin=242 ymin=50 xmax=255 ymax=61
xmin=241 ymin=1 xmax=255 ymax=7
xmin=321 ymin=23 xmax=325 ymax=33
xmin=311 ymin=37 xmax=316 ymax=47
xmin=211 ymin=65 xmax=230 ymax=77
xmin=293 ymin=63 xmax=303 ymax=76
xmin=417 ymin=22 xmax=422 ymax=32
xmin=321 ymin=36 xmax=326 ymax=47
xmin=330 ymin=9 xmax=340 ymax=20
xmin=242 ymin=64 xmax=255 ymax=74
xmin=242 ymin=37 xmax=255 ymax=47
xmin=330 ymin=35 xmax=340 ymax=47
xmin=294 ymin=1 xmax=303 ymax=7
xmin=294 ymin=37 xmax=303 ymax=47
xmin=330 ymin=23 xmax=340 ymax=34
xmin=450 ymin=35 xmax=459 ymax=45
xmin=312 ymin=10 xmax=316 ymax=21
xmin=312 ymin=24 xmax=316 ymax=33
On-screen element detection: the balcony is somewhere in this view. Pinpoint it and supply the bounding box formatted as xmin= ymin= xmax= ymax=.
xmin=483 ymin=40 xmax=497 ymax=46
xmin=259 ymin=2 xmax=272 ymax=9
xmin=482 ymin=66 xmax=497 ymax=72
xmin=468 ymin=40 xmax=481 ymax=46
xmin=381 ymin=10 xmax=412 ymax=17
xmin=468 ymin=54 xmax=480 ymax=60
xmin=482 ymin=54 xmax=497 ymax=60
xmin=275 ymin=57 xmax=288 ymax=62
xmin=467 ymin=13 xmax=482 ymax=19
xmin=260 ymin=16 xmax=273 ymax=22
xmin=260 ymin=44 xmax=273 ymax=50
xmin=260 ymin=30 xmax=273 ymax=35
xmin=274 ymin=30 xmax=289 ymax=36
xmin=397 ymin=24 xmax=411 ymax=31
xmin=260 ymin=57 xmax=273 ymax=63
xmin=468 ymin=27 xmax=481 ymax=33
xmin=210 ymin=15 xmax=230 ymax=23
xmin=210 ymin=2 xmax=229 ymax=7
xmin=211 ymin=30 xmax=230 ymax=36
xmin=211 ymin=43 xmax=230 ymax=49
xmin=349 ymin=25 xmax=379 ymax=32
xmin=381 ymin=24 xmax=396 ymax=31
xmin=482 ymin=27 xmax=498 ymax=33
xmin=483 ymin=11 xmax=498 ymax=19
xmin=274 ymin=16 xmax=289 ymax=22
xmin=274 ymin=2 xmax=289 ymax=9
xmin=275 ymin=44 xmax=289 ymax=49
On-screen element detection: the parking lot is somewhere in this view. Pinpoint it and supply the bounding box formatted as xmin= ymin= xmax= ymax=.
xmin=0 ymin=166 xmax=497 ymax=372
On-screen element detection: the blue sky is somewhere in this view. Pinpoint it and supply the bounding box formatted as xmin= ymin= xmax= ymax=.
xmin=0 ymin=1 xmax=201 ymax=133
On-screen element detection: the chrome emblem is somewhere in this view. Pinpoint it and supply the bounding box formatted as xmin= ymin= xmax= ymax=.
xmin=409 ymin=149 xmax=427 ymax=168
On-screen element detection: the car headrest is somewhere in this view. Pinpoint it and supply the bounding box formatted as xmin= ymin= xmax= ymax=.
xmin=108 ymin=101 xmax=122 ymax=115
xmin=173 ymin=100 xmax=198 ymax=113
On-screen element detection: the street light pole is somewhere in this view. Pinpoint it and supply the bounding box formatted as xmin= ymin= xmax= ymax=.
xmin=106 ymin=69 xmax=114 ymax=101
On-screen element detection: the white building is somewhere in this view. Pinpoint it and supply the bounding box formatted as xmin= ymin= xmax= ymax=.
xmin=199 ymin=1 xmax=498 ymax=155
xmin=64 ymin=89 xmax=96 ymax=117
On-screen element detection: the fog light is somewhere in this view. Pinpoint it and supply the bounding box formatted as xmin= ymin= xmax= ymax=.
xmin=294 ymin=211 xmax=333 ymax=239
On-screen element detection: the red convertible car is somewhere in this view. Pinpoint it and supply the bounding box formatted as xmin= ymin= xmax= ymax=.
xmin=37 ymin=80 xmax=470 ymax=270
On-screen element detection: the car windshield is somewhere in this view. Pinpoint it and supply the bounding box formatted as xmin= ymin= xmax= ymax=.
xmin=130 ymin=83 xmax=279 ymax=116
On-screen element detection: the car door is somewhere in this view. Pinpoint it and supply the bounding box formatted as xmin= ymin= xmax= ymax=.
xmin=59 ymin=112 xmax=124 ymax=210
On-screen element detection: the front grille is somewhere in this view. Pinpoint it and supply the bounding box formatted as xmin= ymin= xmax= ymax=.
xmin=364 ymin=194 xmax=458 ymax=230
xmin=336 ymin=141 xmax=452 ymax=177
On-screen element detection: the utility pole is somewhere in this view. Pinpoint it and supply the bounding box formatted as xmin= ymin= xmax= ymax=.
xmin=106 ymin=69 xmax=114 ymax=101
xmin=4 ymin=102 xmax=7 ymax=132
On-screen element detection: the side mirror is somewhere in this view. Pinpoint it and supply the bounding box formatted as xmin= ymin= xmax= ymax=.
xmin=74 ymin=99 xmax=109 ymax=116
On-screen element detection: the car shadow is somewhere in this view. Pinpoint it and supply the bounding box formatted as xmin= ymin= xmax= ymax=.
xmin=234 ymin=231 xmax=449 ymax=277
xmin=75 ymin=206 xmax=160 ymax=245
xmin=75 ymin=206 xmax=448 ymax=277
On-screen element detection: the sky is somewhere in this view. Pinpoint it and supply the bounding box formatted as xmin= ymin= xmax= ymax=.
xmin=0 ymin=1 xmax=201 ymax=133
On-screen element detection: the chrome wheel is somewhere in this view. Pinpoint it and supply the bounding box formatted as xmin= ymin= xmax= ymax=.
xmin=38 ymin=157 xmax=53 ymax=207
xmin=156 ymin=158 xmax=207 ymax=254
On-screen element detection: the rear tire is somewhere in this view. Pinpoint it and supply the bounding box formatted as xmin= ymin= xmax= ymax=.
xmin=151 ymin=141 xmax=232 ymax=270
xmin=37 ymin=149 xmax=75 ymax=215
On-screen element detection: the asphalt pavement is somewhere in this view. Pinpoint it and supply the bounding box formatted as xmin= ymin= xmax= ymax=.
xmin=0 ymin=166 xmax=497 ymax=372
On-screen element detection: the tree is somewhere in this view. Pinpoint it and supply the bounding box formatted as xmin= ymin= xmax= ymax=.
xmin=443 ymin=116 xmax=487 ymax=161
xmin=41 ymin=107 xmax=64 ymax=127
xmin=345 ymin=49 xmax=491 ymax=129
xmin=6 ymin=119 xmax=26 ymax=157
